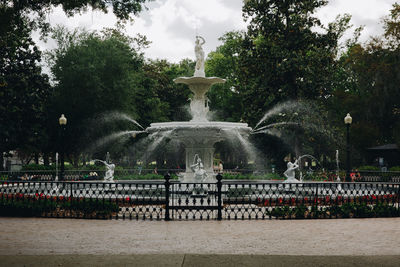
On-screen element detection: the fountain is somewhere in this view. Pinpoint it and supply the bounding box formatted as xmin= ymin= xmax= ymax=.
xmin=146 ymin=36 xmax=251 ymax=182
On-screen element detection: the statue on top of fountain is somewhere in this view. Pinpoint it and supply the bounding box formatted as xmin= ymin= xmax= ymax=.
xmin=283 ymin=158 xmax=300 ymax=183
xmin=194 ymin=36 xmax=205 ymax=77
xmin=190 ymin=154 xmax=208 ymax=182
xmin=173 ymin=35 xmax=225 ymax=122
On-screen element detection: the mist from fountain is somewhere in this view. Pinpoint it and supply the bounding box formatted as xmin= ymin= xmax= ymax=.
xmin=144 ymin=130 xmax=174 ymax=158
xmin=86 ymin=130 xmax=145 ymax=152
xmin=252 ymin=122 xmax=301 ymax=134
xmin=224 ymin=130 xmax=258 ymax=163
xmin=98 ymin=111 xmax=144 ymax=130
xmin=254 ymin=100 xmax=303 ymax=130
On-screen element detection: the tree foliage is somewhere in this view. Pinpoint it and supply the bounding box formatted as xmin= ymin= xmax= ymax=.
xmin=48 ymin=27 xmax=151 ymax=162
xmin=327 ymin=3 xmax=400 ymax=159
xmin=237 ymin=0 xmax=343 ymax=126
xmin=0 ymin=14 xmax=51 ymax=169
xmin=205 ymin=0 xmax=351 ymax=164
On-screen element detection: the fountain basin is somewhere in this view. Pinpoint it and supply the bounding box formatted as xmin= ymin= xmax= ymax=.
xmin=146 ymin=121 xmax=252 ymax=182
xmin=174 ymin=77 xmax=225 ymax=98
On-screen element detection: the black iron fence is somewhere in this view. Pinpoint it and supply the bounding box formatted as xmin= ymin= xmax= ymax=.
xmin=1 ymin=174 xmax=399 ymax=220
xmin=0 ymin=169 xmax=179 ymax=181
xmin=1 ymin=169 xmax=399 ymax=183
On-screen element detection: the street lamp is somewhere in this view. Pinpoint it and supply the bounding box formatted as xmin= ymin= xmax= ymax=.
xmin=59 ymin=114 xmax=67 ymax=181
xmin=344 ymin=113 xmax=352 ymax=182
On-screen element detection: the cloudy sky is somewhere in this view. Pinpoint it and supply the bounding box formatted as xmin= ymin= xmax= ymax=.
xmin=34 ymin=0 xmax=398 ymax=63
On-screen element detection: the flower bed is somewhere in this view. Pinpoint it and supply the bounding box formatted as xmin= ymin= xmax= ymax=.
xmin=0 ymin=193 xmax=118 ymax=219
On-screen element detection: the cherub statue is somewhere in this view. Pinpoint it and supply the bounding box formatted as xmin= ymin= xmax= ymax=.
xmin=190 ymin=154 xmax=208 ymax=182
xmin=94 ymin=160 xmax=115 ymax=182
xmin=283 ymin=158 xmax=300 ymax=183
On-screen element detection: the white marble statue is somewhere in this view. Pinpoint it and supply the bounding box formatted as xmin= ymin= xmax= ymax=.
xmin=194 ymin=36 xmax=205 ymax=77
xmin=190 ymin=154 xmax=208 ymax=182
xmin=95 ymin=160 xmax=115 ymax=182
xmin=283 ymin=159 xmax=300 ymax=183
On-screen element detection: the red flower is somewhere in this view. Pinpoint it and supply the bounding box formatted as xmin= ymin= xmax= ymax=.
xmin=125 ymin=197 xmax=130 ymax=202
xmin=372 ymin=195 xmax=377 ymax=200
xmin=325 ymin=196 xmax=330 ymax=202
xmin=278 ymin=197 xmax=283 ymax=204
xmin=264 ymin=199 xmax=269 ymax=206
xmin=304 ymin=197 xmax=308 ymax=203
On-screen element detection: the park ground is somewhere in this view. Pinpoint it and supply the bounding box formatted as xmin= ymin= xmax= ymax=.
xmin=0 ymin=217 xmax=400 ymax=266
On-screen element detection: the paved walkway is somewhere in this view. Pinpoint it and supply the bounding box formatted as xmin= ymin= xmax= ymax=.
xmin=0 ymin=218 xmax=399 ymax=266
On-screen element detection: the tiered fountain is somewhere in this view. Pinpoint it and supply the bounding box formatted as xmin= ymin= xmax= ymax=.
xmin=146 ymin=36 xmax=251 ymax=182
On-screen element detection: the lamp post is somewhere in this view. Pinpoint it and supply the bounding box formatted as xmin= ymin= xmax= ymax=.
xmin=344 ymin=113 xmax=352 ymax=182
xmin=59 ymin=114 xmax=67 ymax=181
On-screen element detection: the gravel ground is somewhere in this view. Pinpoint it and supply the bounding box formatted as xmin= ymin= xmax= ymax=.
xmin=0 ymin=217 xmax=400 ymax=256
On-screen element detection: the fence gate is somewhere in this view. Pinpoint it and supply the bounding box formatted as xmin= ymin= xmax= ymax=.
xmin=165 ymin=175 xmax=223 ymax=220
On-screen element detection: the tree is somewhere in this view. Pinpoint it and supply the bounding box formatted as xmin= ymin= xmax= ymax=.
xmin=238 ymin=0 xmax=347 ymax=126
xmin=144 ymin=59 xmax=194 ymax=121
xmin=325 ymin=3 xmax=400 ymax=166
xmin=0 ymin=0 xmax=151 ymax=169
xmin=206 ymin=31 xmax=245 ymax=122
xmin=0 ymin=15 xmax=50 ymax=170
xmin=48 ymin=27 xmax=153 ymax=165
xmin=205 ymin=0 xmax=351 ymax=163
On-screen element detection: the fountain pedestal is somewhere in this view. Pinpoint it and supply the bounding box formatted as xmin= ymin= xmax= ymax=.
xmin=174 ymin=76 xmax=225 ymax=122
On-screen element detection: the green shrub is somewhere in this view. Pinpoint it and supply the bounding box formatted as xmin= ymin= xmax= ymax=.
xmin=0 ymin=195 xmax=118 ymax=218
xmin=389 ymin=166 xmax=400 ymax=172
xmin=263 ymin=173 xmax=284 ymax=180
xmin=267 ymin=202 xmax=399 ymax=219
xmin=21 ymin=164 xmax=55 ymax=171
xmin=0 ymin=198 xmax=57 ymax=217
xmin=221 ymin=173 xmax=284 ymax=180
xmin=116 ymin=173 xmax=173 ymax=180
xmin=374 ymin=203 xmax=399 ymax=217
xmin=67 ymin=198 xmax=118 ymax=215
xmin=358 ymin=165 xmax=380 ymax=171
xmin=226 ymin=188 xmax=253 ymax=197
xmin=293 ymin=205 xmax=308 ymax=219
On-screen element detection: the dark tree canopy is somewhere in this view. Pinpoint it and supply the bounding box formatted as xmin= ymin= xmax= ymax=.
xmin=0 ymin=15 xmax=51 ymax=167
xmin=0 ymin=0 xmax=149 ymax=20
xmin=236 ymin=0 xmax=346 ymax=126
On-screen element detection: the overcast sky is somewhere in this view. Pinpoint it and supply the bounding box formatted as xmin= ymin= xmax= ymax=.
xmin=34 ymin=0 xmax=398 ymax=63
